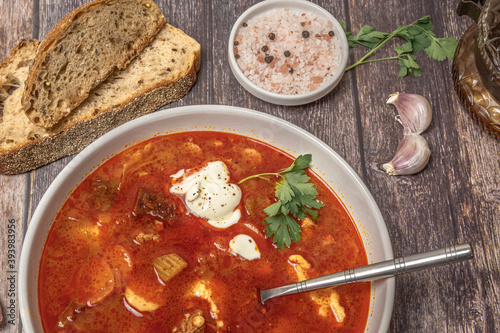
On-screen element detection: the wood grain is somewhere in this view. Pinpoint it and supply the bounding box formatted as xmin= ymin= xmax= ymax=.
xmin=0 ymin=0 xmax=498 ymax=332
xmin=346 ymin=1 xmax=499 ymax=332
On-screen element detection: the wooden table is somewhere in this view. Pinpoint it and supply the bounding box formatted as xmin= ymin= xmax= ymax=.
xmin=1 ymin=0 xmax=498 ymax=332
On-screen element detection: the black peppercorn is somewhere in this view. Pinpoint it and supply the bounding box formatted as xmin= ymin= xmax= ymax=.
xmin=234 ymin=41 xmax=239 ymax=46
xmin=329 ymin=30 xmax=335 ymax=37
xmin=302 ymin=31 xmax=310 ymax=38
xmin=265 ymin=55 xmax=274 ymax=63
xmin=235 ymin=54 xmax=240 ymax=59
xmin=284 ymin=50 xmax=291 ymax=57
xmin=268 ymin=32 xmax=276 ymax=40
xmin=242 ymin=22 xmax=248 ymax=27
xmin=289 ymin=67 xmax=294 ymax=74
xmin=261 ymin=45 xmax=269 ymax=52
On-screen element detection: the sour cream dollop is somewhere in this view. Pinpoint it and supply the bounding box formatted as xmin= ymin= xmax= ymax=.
xmin=170 ymin=161 xmax=242 ymax=228
xmin=229 ymin=234 xmax=261 ymax=260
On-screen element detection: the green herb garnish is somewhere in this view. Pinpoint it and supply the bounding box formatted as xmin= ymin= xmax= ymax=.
xmin=340 ymin=16 xmax=458 ymax=77
xmin=238 ymin=154 xmax=324 ymax=250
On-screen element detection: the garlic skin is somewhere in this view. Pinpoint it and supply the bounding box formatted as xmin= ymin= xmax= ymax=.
xmin=387 ymin=92 xmax=432 ymax=135
xmin=381 ymin=133 xmax=430 ymax=176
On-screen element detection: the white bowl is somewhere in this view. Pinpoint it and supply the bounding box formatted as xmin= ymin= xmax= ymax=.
xmin=19 ymin=105 xmax=394 ymax=332
xmin=228 ymin=0 xmax=349 ymax=105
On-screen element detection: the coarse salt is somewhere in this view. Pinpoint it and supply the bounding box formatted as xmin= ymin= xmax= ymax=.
xmin=234 ymin=8 xmax=342 ymax=95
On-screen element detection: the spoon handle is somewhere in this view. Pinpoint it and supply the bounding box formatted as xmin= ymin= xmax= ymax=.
xmin=260 ymin=243 xmax=473 ymax=303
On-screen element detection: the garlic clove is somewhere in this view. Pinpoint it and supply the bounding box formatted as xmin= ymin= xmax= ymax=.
xmin=381 ymin=133 xmax=431 ymax=176
xmin=387 ymin=92 xmax=432 ymax=134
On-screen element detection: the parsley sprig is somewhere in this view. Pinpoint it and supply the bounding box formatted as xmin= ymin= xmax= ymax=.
xmin=238 ymin=154 xmax=324 ymax=250
xmin=341 ymin=16 xmax=458 ymax=77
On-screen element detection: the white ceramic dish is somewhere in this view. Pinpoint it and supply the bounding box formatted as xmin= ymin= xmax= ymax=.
xmin=228 ymin=0 xmax=349 ymax=105
xmin=19 ymin=105 xmax=394 ymax=332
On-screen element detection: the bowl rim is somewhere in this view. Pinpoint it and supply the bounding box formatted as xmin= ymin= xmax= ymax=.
xmin=19 ymin=105 xmax=394 ymax=333
xmin=228 ymin=0 xmax=349 ymax=105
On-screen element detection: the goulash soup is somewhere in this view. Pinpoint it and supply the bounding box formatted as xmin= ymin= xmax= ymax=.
xmin=38 ymin=132 xmax=370 ymax=332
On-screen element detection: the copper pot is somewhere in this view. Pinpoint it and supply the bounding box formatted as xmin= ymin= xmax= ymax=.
xmin=458 ymin=0 xmax=500 ymax=100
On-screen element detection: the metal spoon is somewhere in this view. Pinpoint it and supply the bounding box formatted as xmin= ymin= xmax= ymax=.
xmin=260 ymin=243 xmax=473 ymax=303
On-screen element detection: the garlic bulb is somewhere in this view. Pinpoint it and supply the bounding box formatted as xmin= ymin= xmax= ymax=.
xmin=387 ymin=92 xmax=432 ymax=134
xmin=381 ymin=133 xmax=430 ymax=176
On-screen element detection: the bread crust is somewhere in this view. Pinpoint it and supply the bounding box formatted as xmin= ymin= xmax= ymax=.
xmin=0 ymin=67 xmax=197 ymax=175
xmin=0 ymin=39 xmax=39 ymax=70
xmin=22 ymin=0 xmax=165 ymax=127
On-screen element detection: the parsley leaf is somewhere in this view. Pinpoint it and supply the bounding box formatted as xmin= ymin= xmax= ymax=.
xmin=415 ymin=16 xmax=434 ymax=31
xmin=394 ymin=41 xmax=413 ymax=55
xmin=345 ymin=24 xmax=387 ymax=49
xmin=283 ymin=154 xmax=312 ymax=172
xmin=263 ymin=201 xmax=282 ymax=216
xmin=406 ymin=27 xmax=432 ymax=51
xmin=238 ymin=154 xmax=324 ymax=249
xmin=425 ymin=37 xmax=458 ymax=61
xmin=276 ymin=179 xmax=294 ymax=203
xmin=342 ymin=16 xmax=458 ymax=77
xmin=265 ymin=215 xmax=302 ymax=249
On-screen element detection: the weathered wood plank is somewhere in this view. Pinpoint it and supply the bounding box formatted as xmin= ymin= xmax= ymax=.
xmin=347 ymin=1 xmax=499 ymax=332
xmin=0 ymin=1 xmax=35 ymax=58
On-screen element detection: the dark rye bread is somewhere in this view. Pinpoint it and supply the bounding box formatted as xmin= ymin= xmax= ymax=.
xmin=0 ymin=24 xmax=201 ymax=175
xmin=22 ymin=0 xmax=165 ymax=128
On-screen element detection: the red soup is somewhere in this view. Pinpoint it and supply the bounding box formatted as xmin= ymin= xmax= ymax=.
xmin=38 ymin=131 xmax=370 ymax=332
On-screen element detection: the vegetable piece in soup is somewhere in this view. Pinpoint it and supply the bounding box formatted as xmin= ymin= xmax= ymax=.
xmin=38 ymin=131 xmax=370 ymax=332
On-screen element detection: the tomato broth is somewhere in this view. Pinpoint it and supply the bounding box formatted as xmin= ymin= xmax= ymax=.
xmin=38 ymin=131 xmax=370 ymax=332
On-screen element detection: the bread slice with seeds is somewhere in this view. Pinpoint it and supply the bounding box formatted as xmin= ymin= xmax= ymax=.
xmin=21 ymin=0 xmax=165 ymax=128
xmin=0 ymin=24 xmax=201 ymax=174
xmin=0 ymin=40 xmax=40 ymax=155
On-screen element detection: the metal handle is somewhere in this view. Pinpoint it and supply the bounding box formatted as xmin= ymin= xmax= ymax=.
xmin=457 ymin=0 xmax=484 ymax=23
xmin=260 ymin=243 xmax=473 ymax=303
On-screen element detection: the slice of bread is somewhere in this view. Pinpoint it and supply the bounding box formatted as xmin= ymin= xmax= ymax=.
xmin=22 ymin=0 xmax=165 ymax=128
xmin=0 ymin=24 xmax=201 ymax=175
